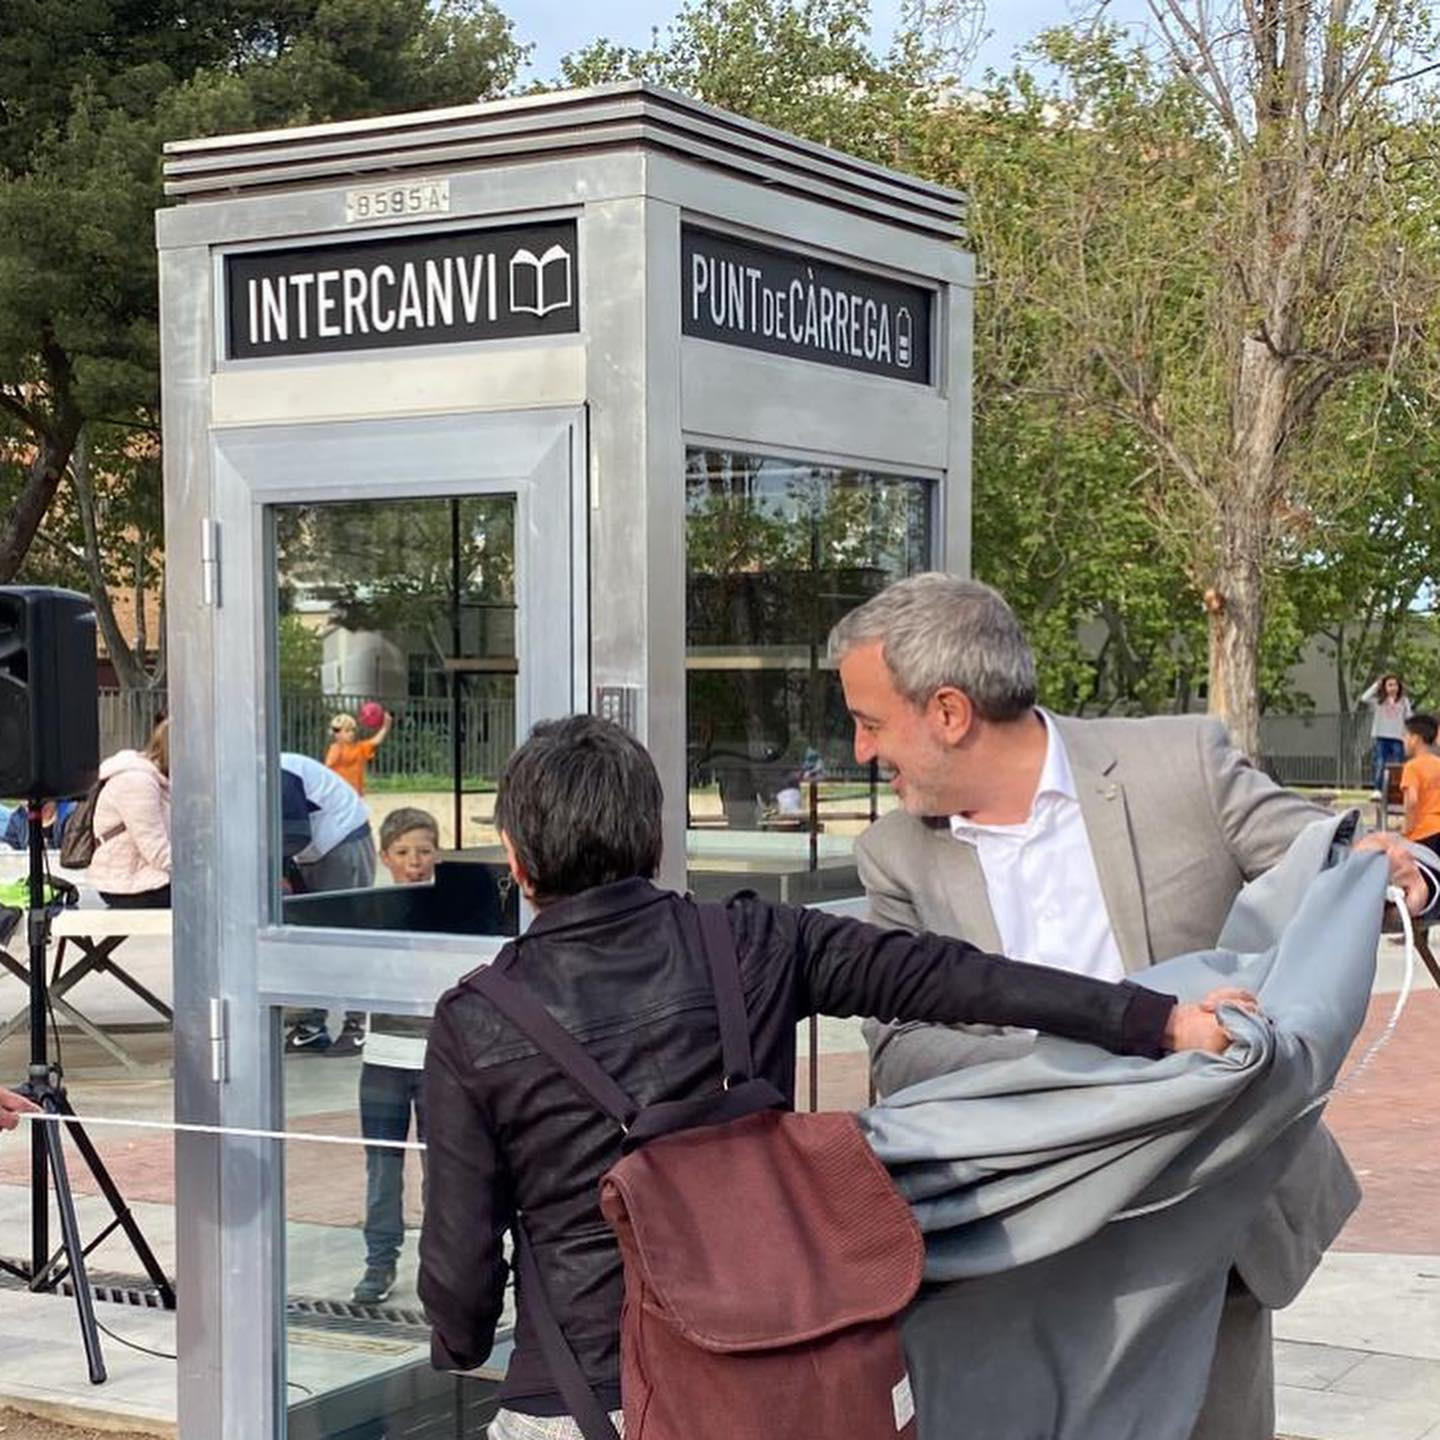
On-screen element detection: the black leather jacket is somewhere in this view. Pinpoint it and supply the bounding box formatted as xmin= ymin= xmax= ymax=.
xmin=417 ymin=879 xmax=1174 ymax=1415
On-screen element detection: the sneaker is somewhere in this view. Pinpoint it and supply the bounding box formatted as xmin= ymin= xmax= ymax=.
xmin=284 ymin=1022 xmax=331 ymax=1054
xmin=352 ymin=1264 xmax=396 ymax=1305
xmin=326 ymin=1018 xmax=366 ymax=1058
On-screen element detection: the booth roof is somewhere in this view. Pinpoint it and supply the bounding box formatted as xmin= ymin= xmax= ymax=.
xmin=160 ymin=80 xmax=965 ymax=241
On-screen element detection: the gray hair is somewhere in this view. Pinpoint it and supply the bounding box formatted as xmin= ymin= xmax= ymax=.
xmin=827 ymin=573 xmax=1037 ymax=721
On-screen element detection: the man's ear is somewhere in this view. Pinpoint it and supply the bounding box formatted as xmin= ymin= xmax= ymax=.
xmin=499 ymin=830 xmax=535 ymax=898
xmin=930 ymin=686 xmax=975 ymax=745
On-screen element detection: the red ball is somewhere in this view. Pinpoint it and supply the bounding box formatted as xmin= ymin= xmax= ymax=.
xmin=358 ymin=701 xmax=385 ymax=729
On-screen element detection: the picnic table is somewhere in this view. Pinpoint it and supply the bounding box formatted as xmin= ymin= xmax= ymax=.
xmin=0 ymin=906 xmax=172 ymax=1073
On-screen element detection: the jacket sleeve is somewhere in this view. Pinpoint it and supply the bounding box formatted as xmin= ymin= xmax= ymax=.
xmin=788 ymin=905 xmax=1175 ymax=1059
xmin=418 ymin=1001 xmax=511 ymax=1372
xmin=855 ymin=826 xmax=922 ymax=931
xmin=1198 ymin=718 xmax=1325 ymax=883
xmin=1197 ymin=717 xmax=1440 ymax=917
xmin=110 ymin=771 xmax=171 ymax=874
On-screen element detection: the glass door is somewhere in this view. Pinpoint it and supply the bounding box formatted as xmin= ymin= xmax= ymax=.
xmin=197 ymin=408 xmax=586 ymax=1439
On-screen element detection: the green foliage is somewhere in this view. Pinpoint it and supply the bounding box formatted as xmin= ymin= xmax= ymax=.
xmin=1280 ymin=375 xmax=1440 ymax=709
xmin=0 ymin=0 xmax=526 ymax=586
xmin=277 ymin=613 xmax=325 ymax=695
xmin=558 ymin=0 xmax=930 ymax=166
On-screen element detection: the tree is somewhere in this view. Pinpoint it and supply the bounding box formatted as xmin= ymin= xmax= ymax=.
xmin=1281 ymin=376 xmax=1440 ymax=712
xmin=558 ymin=0 xmax=931 ymax=166
xmin=0 ymin=0 xmax=525 ymax=606
xmin=913 ymin=8 xmax=1440 ymax=752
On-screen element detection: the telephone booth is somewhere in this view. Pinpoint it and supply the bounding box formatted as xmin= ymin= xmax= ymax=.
xmin=156 ymin=82 xmax=970 ymax=1437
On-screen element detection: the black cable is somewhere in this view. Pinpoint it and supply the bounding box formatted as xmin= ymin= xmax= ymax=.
xmin=93 ymin=1316 xmax=177 ymax=1362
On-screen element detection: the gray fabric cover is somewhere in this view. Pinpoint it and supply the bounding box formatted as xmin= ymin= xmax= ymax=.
xmin=860 ymin=815 xmax=1383 ymax=1440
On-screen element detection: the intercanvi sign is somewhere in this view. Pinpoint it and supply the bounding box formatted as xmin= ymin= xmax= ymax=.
xmin=681 ymin=228 xmax=933 ymax=386
xmin=223 ymin=221 xmax=578 ymax=360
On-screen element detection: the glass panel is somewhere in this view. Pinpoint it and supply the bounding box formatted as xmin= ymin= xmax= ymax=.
xmin=685 ymin=448 xmax=932 ymax=899
xmin=280 ymin=1008 xmax=512 ymax=1438
xmin=270 ymin=495 xmax=520 ymax=936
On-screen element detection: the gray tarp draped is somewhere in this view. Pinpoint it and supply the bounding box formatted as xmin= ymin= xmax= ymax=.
xmin=860 ymin=816 xmax=1384 ymax=1440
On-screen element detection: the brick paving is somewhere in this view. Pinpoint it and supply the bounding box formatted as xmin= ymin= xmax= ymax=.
xmin=1324 ymin=988 xmax=1440 ymax=1254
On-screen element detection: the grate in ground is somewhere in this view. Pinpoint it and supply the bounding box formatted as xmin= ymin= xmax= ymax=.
xmin=0 ymin=1258 xmax=429 ymax=1339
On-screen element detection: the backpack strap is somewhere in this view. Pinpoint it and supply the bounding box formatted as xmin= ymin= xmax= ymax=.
xmin=469 ymin=965 xmax=639 ymax=1131
xmin=695 ymin=902 xmax=755 ymax=1086
xmin=512 ymin=1224 xmax=622 ymax=1440
xmin=470 ymin=966 xmax=625 ymax=1440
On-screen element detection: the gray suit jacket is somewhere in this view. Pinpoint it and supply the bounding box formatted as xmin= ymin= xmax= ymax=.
xmin=860 ymin=712 xmax=1360 ymax=1307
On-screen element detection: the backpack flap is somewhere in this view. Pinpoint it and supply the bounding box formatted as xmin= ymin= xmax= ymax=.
xmin=600 ymin=1109 xmax=924 ymax=1354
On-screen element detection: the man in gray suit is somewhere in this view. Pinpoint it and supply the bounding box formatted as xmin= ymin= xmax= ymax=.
xmin=830 ymin=573 xmax=1431 ymax=1440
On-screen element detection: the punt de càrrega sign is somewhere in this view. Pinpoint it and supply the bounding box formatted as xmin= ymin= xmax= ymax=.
xmin=224 ymin=221 xmax=578 ymax=360
xmin=682 ymin=228 xmax=933 ymax=385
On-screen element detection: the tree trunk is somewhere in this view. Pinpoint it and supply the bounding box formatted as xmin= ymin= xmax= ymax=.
xmin=0 ymin=422 xmax=79 ymax=583
xmin=70 ymin=427 xmax=150 ymax=692
xmin=0 ymin=337 xmax=82 ymax=583
xmin=1205 ymin=548 xmax=1264 ymax=757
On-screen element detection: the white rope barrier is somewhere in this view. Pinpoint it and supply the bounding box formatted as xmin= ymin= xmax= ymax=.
xmin=1333 ymin=884 xmax=1417 ymax=1095
xmin=12 ymin=1111 xmax=426 ymax=1151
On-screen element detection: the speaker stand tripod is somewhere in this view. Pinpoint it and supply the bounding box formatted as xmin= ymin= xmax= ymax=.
xmin=0 ymin=802 xmax=175 ymax=1383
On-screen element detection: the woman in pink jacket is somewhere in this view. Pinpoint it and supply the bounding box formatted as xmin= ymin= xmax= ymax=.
xmin=89 ymin=720 xmax=172 ymax=909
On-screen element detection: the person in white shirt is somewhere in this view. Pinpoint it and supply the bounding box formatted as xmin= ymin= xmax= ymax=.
xmin=1359 ymin=673 xmax=1413 ymax=796
xmin=827 ymin=572 xmax=1435 ymax=1440
xmin=281 ymin=752 xmax=375 ymax=892
xmin=280 ymin=752 xmax=376 ymax=1056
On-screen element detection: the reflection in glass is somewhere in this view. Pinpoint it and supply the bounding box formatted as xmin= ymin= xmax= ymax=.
xmin=281 ymin=1011 xmax=512 ymax=1438
xmin=269 ymin=495 xmax=520 ymax=933
xmin=685 ymin=448 xmax=931 ymax=843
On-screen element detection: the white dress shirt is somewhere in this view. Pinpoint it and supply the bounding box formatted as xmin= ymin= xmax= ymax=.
xmin=949 ymin=714 xmax=1126 ymax=982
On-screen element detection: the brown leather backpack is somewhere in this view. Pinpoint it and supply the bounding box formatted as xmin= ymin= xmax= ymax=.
xmin=473 ymin=903 xmax=924 ymax=1440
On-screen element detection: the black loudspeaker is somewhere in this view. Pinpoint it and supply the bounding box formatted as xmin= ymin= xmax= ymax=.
xmin=0 ymin=587 xmax=99 ymax=799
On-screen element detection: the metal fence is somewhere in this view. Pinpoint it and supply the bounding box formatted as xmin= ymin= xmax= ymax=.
xmin=99 ymin=688 xmax=1376 ymax=792
xmin=1257 ymin=712 xmax=1374 ymax=790
xmin=99 ymin=689 xmax=516 ymax=784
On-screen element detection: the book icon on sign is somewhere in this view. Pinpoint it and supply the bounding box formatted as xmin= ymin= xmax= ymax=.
xmin=510 ymin=245 xmax=573 ymax=318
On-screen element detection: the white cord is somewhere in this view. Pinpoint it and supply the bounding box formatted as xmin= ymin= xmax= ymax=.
xmin=12 ymin=1112 xmax=426 ymax=1151
xmin=1332 ymin=884 xmax=1417 ymax=1095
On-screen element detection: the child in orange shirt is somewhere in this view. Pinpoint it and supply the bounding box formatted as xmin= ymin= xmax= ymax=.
xmin=325 ymin=710 xmax=391 ymax=795
xmin=1400 ymin=714 xmax=1440 ymax=857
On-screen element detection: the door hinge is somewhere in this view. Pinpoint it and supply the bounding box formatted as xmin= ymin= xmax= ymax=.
xmin=201 ymin=518 xmax=222 ymax=608
xmin=208 ymin=997 xmax=229 ymax=1084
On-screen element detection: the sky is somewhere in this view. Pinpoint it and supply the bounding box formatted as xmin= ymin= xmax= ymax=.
xmin=511 ymin=0 xmax=1157 ymax=85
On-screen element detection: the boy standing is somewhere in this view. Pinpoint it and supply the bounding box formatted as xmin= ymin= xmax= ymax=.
xmin=418 ymin=716 xmax=1241 ymax=1437
xmin=326 ymin=710 xmax=391 ymax=796
xmin=1401 ymin=714 xmax=1440 ymax=857
xmin=354 ymin=807 xmax=441 ymax=1304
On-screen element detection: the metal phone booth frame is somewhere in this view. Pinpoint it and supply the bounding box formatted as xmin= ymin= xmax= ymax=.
xmin=156 ymin=83 xmax=970 ymax=1438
